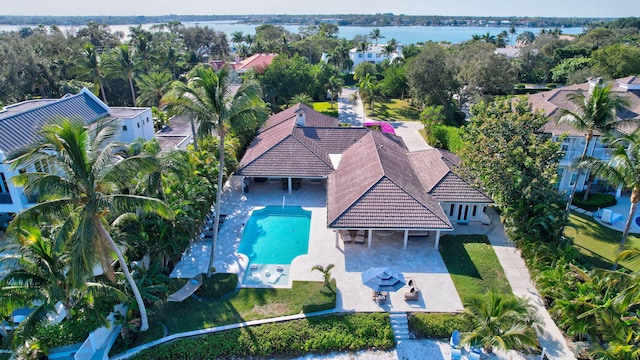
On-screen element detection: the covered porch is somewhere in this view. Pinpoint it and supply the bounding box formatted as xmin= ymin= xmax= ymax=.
xmin=332 ymin=228 xmax=451 ymax=249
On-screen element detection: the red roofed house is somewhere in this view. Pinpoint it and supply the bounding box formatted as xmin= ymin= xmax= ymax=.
xmin=232 ymin=53 xmax=277 ymax=74
xmin=529 ymin=77 xmax=640 ymax=196
xmin=236 ymin=103 xmax=492 ymax=249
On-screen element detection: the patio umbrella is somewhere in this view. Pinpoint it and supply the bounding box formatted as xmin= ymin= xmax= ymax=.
xmin=361 ymin=266 xmax=406 ymax=292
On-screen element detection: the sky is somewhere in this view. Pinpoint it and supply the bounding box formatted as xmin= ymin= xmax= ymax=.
xmin=3 ymin=0 xmax=639 ymax=18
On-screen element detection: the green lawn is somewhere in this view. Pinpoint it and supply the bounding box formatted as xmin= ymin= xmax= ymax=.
xmin=366 ymin=98 xmax=420 ymax=122
xmin=113 ymin=281 xmax=332 ymax=352
xmin=312 ymin=101 xmax=339 ymax=118
xmin=566 ymin=212 xmax=640 ymax=272
xmin=439 ymin=235 xmax=512 ymax=304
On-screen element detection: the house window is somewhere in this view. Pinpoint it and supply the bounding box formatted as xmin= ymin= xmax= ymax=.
xmin=569 ymin=172 xmax=578 ymax=186
xmin=122 ymin=125 xmax=128 ymax=131
xmin=367 ymin=53 xmax=373 ymax=58
xmin=137 ymin=123 xmax=140 ymax=128
xmin=0 ymin=173 xmax=8 ymax=193
xmin=146 ymin=117 xmax=150 ymax=123
xmin=376 ymin=53 xmax=381 ymax=58
xmin=556 ymin=168 xmax=564 ymax=188
xmin=358 ymin=54 xmax=363 ymax=58
xmin=472 ymin=205 xmax=477 ymax=217
xmin=561 ymin=139 xmax=570 ymax=152
xmin=449 ymin=204 xmax=455 ymax=216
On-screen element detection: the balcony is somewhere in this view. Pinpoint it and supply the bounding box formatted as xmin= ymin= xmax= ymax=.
xmin=562 ymin=148 xmax=612 ymax=162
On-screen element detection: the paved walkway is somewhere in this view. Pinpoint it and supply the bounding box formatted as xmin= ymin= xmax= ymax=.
xmin=452 ymin=211 xmax=576 ymax=360
xmin=338 ymin=87 xmax=365 ymax=126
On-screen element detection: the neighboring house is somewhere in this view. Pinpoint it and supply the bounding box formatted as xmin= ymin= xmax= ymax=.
xmin=348 ymin=44 xmax=403 ymax=68
xmin=0 ymin=88 xmax=154 ymax=216
xmin=529 ymin=77 xmax=640 ymax=196
xmin=211 ymin=53 xmax=277 ymax=75
xmin=236 ymin=103 xmax=492 ymax=248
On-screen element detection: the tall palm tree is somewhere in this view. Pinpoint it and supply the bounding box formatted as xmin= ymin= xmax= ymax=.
xmin=105 ymin=44 xmax=138 ymax=106
xmin=136 ymin=71 xmax=173 ymax=108
xmin=74 ymin=44 xmax=108 ymax=103
xmin=369 ymin=28 xmax=385 ymax=45
xmin=161 ymin=65 xmax=268 ymax=276
xmin=327 ymin=76 xmax=344 ymax=109
xmin=577 ymin=129 xmax=640 ymax=266
xmin=231 ymin=31 xmax=244 ymax=47
xmin=358 ymin=73 xmax=379 ymax=113
xmin=5 ymin=119 xmax=174 ymax=331
xmin=560 ymin=82 xmax=630 ymax=210
xmin=462 ymin=291 xmax=539 ymax=353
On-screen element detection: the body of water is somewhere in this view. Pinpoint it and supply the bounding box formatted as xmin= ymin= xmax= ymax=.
xmin=0 ymin=20 xmax=585 ymax=45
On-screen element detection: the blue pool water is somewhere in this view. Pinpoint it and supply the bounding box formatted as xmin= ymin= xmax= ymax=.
xmin=239 ymin=206 xmax=311 ymax=286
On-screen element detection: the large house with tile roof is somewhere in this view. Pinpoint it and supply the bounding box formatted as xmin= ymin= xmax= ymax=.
xmin=0 ymin=88 xmax=154 ymax=217
xmin=236 ymin=103 xmax=492 ymax=248
xmin=529 ymin=77 xmax=640 ymax=195
xmin=348 ymin=44 xmax=403 ymax=68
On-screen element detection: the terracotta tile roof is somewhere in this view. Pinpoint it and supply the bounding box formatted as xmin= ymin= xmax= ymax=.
xmin=408 ymin=149 xmax=492 ymax=204
xmin=232 ymin=53 xmax=277 ymax=73
xmin=327 ymin=132 xmax=452 ymax=230
xmin=237 ymin=103 xmax=345 ymax=177
xmin=529 ymin=78 xmax=640 ymax=137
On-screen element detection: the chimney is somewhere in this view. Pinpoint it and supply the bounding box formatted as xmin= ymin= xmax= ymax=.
xmin=588 ymin=77 xmax=603 ymax=94
xmin=295 ymin=110 xmax=306 ymax=127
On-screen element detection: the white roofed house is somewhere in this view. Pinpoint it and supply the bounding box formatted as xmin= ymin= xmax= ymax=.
xmin=0 ymin=88 xmax=155 ymax=217
xmin=529 ymin=77 xmax=640 ymax=197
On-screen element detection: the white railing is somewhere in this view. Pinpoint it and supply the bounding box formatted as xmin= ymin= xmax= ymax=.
xmin=562 ymin=148 xmax=612 ymax=161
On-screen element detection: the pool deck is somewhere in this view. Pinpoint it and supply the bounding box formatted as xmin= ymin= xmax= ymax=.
xmin=173 ymin=179 xmax=464 ymax=313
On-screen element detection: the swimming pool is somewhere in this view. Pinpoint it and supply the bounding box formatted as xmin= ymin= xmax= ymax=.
xmin=239 ymin=206 xmax=311 ymax=286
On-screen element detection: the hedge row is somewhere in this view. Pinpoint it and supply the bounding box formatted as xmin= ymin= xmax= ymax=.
xmin=571 ymin=191 xmax=616 ymax=212
xmin=132 ymin=313 xmax=394 ymax=360
xmin=408 ymin=313 xmax=469 ymax=339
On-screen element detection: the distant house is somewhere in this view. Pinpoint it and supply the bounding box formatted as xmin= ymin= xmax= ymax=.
xmin=231 ymin=53 xmax=277 ymax=74
xmin=529 ymin=77 xmax=640 ymax=196
xmin=346 ymin=44 xmax=403 ymax=69
xmin=236 ymin=103 xmax=492 ymax=248
xmin=0 ymin=88 xmax=154 ymax=216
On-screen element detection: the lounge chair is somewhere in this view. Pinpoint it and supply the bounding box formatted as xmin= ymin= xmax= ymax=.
xmin=168 ymin=274 xmax=203 ymax=302
xmin=450 ymin=348 xmax=463 ymax=360
xmin=449 ymin=330 xmax=462 ymax=348
xmin=404 ymin=276 xmax=420 ymax=301
xmin=339 ymin=230 xmax=353 ymax=243
xmin=467 ymin=352 xmax=481 ymax=360
xmin=354 ymin=230 xmax=365 ymax=244
xmin=265 ymin=269 xmax=283 ymax=284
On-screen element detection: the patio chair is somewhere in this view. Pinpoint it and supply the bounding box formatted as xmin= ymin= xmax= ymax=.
xmin=404 ymin=286 xmax=420 ymax=301
xmin=449 ymin=330 xmax=462 ymax=348
xmin=339 ymin=230 xmax=353 ymax=243
xmin=450 ymin=348 xmax=463 ymax=360
xmin=354 ymin=230 xmax=365 ymax=244
xmin=372 ymin=291 xmax=387 ymax=303
xmin=467 ymin=352 xmax=481 ymax=360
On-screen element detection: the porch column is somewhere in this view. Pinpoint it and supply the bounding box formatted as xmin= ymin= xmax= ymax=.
xmin=288 ymin=177 xmax=292 ymax=194
xmin=403 ymin=230 xmax=408 ymax=250
xmin=616 ymin=184 xmax=623 ymax=198
xmin=434 ymin=230 xmax=441 ymax=249
xmin=335 ymin=230 xmax=339 ymax=248
xmin=367 ymin=229 xmax=372 ymax=248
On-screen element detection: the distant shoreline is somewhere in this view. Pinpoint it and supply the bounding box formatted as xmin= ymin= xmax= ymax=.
xmin=0 ymin=14 xmax=607 ymax=28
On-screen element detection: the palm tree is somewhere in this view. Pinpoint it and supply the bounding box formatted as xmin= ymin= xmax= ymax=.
xmin=560 ymin=82 xmax=630 ymax=210
xmin=74 ymin=44 xmax=108 ymax=103
xmin=5 ymin=119 xmax=174 ymax=331
xmin=462 ymin=291 xmax=539 ymax=353
xmin=358 ymin=73 xmax=379 ymax=113
xmin=289 ymin=93 xmax=313 ymax=107
xmin=577 ymin=129 xmax=640 ymax=265
xmin=231 ymin=31 xmax=244 ymax=47
xmin=311 ymin=264 xmax=335 ymax=289
xmin=369 ymin=28 xmax=385 ymax=45
xmin=136 ymin=71 xmax=172 ymax=108
xmin=327 ymin=76 xmax=344 ymax=109
xmin=105 ymin=44 xmax=138 ymax=106
xmin=161 ymin=65 xmax=268 ymax=276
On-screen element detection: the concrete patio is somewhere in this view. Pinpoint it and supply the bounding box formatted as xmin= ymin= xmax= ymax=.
xmin=173 ymin=178 xmax=464 ymax=313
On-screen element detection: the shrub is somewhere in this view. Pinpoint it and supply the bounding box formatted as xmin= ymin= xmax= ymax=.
xmin=33 ymin=310 xmax=107 ymax=349
xmin=131 ymin=313 xmax=394 ymax=360
xmin=408 ymin=313 xmax=469 ymax=339
xmin=428 ymin=125 xmax=464 ymax=153
xmin=196 ymin=273 xmax=238 ymax=298
xmin=571 ymin=191 xmax=617 ymax=212
xmin=302 ymin=280 xmax=337 ymax=313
